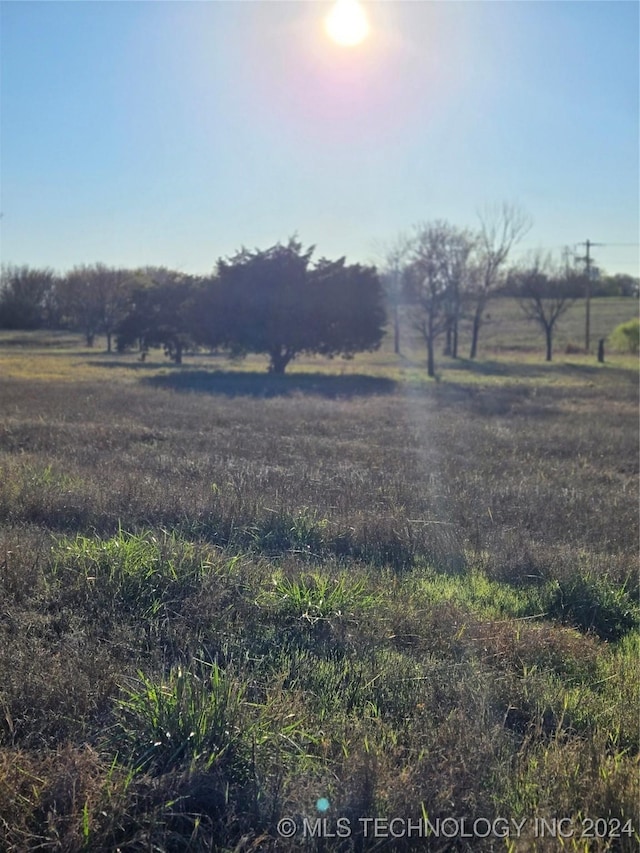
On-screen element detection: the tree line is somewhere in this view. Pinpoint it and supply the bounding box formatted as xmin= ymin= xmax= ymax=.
xmin=1 ymin=211 xmax=638 ymax=374
xmin=0 ymin=239 xmax=387 ymax=374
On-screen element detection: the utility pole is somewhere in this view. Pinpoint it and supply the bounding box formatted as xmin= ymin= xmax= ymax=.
xmin=576 ymin=239 xmax=604 ymax=352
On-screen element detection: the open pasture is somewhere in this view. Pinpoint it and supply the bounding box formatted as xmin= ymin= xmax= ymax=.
xmin=0 ymin=306 xmax=638 ymax=851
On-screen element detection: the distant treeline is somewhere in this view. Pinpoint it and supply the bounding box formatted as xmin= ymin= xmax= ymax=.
xmin=1 ymin=224 xmax=638 ymax=373
xmin=498 ymin=272 xmax=638 ymax=299
xmin=0 ymin=239 xmax=387 ymax=373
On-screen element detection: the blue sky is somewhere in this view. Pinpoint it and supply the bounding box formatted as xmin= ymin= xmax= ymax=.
xmin=1 ymin=1 xmax=638 ymax=277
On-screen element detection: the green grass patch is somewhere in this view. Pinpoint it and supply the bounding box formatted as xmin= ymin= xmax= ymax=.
xmin=544 ymin=572 xmax=640 ymax=641
xmin=51 ymin=529 xmax=216 ymax=619
xmin=415 ymin=566 xmax=549 ymax=620
xmin=259 ymin=568 xmax=378 ymax=623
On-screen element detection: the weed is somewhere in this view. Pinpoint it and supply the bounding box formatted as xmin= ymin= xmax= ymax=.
xmin=260 ymin=569 xmax=375 ymax=624
xmin=112 ymin=661 xmax=247 ymax=776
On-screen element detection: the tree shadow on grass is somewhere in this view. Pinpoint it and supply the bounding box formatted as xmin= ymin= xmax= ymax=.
xmin=87 ymin=359 xmax=166 ymax=370
xmin=444 ymin=357 xmax=632 ymax=382
xmin=140 ymin=369 xmax=399 ymax=399
xmin=429 ymin=358 xmax=637 ymax=416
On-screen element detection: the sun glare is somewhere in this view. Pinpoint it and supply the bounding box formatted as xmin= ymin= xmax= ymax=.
xmin=324 ymin=0 xmax=370 ymax=47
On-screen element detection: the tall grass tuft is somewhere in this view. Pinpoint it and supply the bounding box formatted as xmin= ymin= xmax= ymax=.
xmin=51 ymin=528 xmax=213 ymax=618
xmin=112 ymin=661 xmax=247 ymax=776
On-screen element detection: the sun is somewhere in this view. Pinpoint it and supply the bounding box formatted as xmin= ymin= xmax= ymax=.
xmin=324 ymin=0 xmax=370 ymax=47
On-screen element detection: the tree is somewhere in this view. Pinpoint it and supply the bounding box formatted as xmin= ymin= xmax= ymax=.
xmin=404 ymin=221 xmax=475 ymax=378
xmin=58 ymin=267 xmax=100 ymax=345
xmin=117 ymin=269 xmax=200 ymax=364
xmin=512 ymin=253 xmax=577 ymax=361
xmin=59 ymin=263 xmax=133 ymax=349
xmin=594 ymin=273 xmax=640 ymax=298
xmin=468 ymin=202 xmax=532 ymax=359
xmin=95 ymin=265 xmax=135 ymax=353
xmin=0 ymin=265 xmax=56 ymax=329
xmin=310 ymin=256 xmax=386 ymax=358
xmin=375 ymin=233 xmax=412 ymax=355
xmin=213 ymin=238 xmax=386 ymax=374
xmin=442 ymin=231 xmax=475 ymax=360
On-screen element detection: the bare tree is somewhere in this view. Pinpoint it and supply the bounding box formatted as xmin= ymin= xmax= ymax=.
xmin=468 ymin=202 xmax=532 ymax=359
xmin=0 ymin=265 xmax=57 ymax=329
xmin=59 ymin=264 xmax=134 ymax=349
xmin=442 ymin=230 xmax=476 ymax=359
xmin=375 ymin=233 xmax=413 ymax=355
xmin=512 ymin=252 xmax=578 ymax=361
xmin=405 ymin=221 xmax=475 ymax=377
xmin=58 ymin=266 xmax=100 ymax=345
xmin=97 ymin=266 xmax=135 ymax=353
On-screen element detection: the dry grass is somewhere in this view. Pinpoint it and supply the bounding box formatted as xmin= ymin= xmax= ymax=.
xmin=0 ymin=315 xmax=638 ymax=850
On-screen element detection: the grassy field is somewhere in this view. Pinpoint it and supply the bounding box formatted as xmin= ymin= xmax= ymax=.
xmin=0 ymin=299 xmax=638 ymax=851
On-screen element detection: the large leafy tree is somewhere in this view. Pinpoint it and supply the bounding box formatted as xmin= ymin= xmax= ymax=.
xmin=117 ymin=269 xmax=201 ymax=364
xmin=213 ymin=238 xmax=386 ymax=374
xmin=309 ymin=256 xmax=387 ymax=359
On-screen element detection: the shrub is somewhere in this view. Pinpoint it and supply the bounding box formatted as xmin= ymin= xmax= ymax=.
xmin=609 ymin=318 xmax=640 ymax=354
